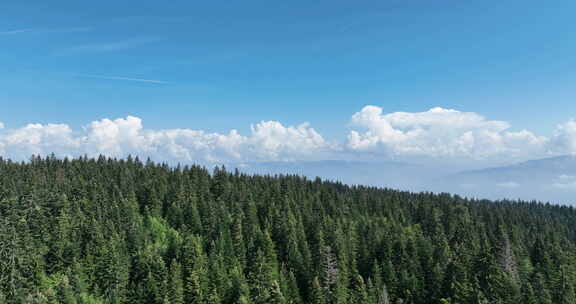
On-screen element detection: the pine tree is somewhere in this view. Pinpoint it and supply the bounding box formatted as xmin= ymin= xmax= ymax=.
xmin=520 ymin=281 xmax=537 ymax=304
xmin=378 ymin=283 xmax=391 ymax=304
xmin=269 ymin=280 xmax=287 ymax=304
xmin=319 ymin=245 xmax=339 ymax=304
xmin=167 ymin=262 xmax=184 ymax=304
xmin=181 ymin=235 xmax=208 ymax=304
xmin=351 ymin=275 xmax=369 ymax=304
xmin=311 ymin=277 xmax=326 ymax=304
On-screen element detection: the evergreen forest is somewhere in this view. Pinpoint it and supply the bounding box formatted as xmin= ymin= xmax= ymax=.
xmin=1 ymin=155 xmax=576 ymax=304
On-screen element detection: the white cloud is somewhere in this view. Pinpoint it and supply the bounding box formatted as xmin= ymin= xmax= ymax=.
xmin=347 ymin=106 xmax=548 ymax=160
xmin=0 ymin=123 xmax=79 ymax=158
xmin=2 ymin=105 xmax=576 ymax=164
xmin=84 ymin=116 xmax=147 ymax=156
xmin=550 ymin=120 xmax=576 ymax=155
xmin=0 ymin=122 xmax=4 ymax=129
xmin=247 ymin=121 xmax=328 ymax=160
xmin=0 ymin=116 xmax=329 ymax=163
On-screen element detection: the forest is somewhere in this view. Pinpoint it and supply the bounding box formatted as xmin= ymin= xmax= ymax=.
xmin=1 ymin=155 xmax=576 ymax=304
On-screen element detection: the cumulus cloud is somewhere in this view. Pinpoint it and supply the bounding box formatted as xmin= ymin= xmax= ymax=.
xmin=2 ymin=105 xmax=576 ymax=164
xmin=0 ymin=116 xmax=329 ymax=163
xmin=248 ymin=121 xmax=327 ymax=160
xmin=347 ymin=106 xmax=548 ymax=160
xmin=550 ymin=120 xmax=576 ymax=155
xmin=0 ymin=123 xmax=79 ymax=158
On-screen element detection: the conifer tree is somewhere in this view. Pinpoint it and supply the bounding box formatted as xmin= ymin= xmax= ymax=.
xmin=167 ymin=262 xmax=184 ymax=304
xmin=2 ymin=156 xmax=576 ymax=303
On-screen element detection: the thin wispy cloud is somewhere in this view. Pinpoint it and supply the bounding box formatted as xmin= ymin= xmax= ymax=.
xmin=45 ymin=27 xmax=94 ymax=33
xmin=0 ymin=29 xmax=34 ymax=35
xmin=56 ymin=37 xmax=159 ymax=55
xmin=78 ymin=74 xmax=168 ymax=84
xmin=1 ymin=27 xmax=93 ymax=37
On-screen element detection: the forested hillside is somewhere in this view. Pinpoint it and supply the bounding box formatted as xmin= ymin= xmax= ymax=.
xmin=1 ymin=156 xmax=576 ymax=304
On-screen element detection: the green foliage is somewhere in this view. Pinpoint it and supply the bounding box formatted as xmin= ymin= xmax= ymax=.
xmin=0 ymin=156 xmax=575 ymax=303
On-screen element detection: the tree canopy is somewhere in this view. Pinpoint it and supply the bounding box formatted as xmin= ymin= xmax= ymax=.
xmin=1 ymin=155 xmax=575 ymax=303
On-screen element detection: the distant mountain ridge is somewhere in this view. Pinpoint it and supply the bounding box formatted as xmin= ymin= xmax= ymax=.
xmin=446 ymin=155 xmax=576 ymax=204
xmin=230 ymin=156 xmax=576 ymax=204
xmin=237 ymin=160 xmax=424 ymax=190
xmin=454 ymin=155 xmax=576 ymax=181
xmin=466 ymin=154 xmax=576 ymax=171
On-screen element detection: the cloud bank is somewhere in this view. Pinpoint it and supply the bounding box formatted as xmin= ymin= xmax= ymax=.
xmin=347 ymin=106 xmax=548 ymax=160
xmin=1 ymin=105 xmax=575 ymax=164
xmin=0 ymin=116 xmax=329 ymax=163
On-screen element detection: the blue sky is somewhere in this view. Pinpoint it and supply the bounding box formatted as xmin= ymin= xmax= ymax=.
xmin=1 ymin=0 xmax=575 ymax=167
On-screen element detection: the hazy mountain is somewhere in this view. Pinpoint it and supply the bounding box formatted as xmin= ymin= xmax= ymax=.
xmin=445 ymin=155 xmax=576 ymax=204
xmin=236 ymin=160 xmax=435 ymax=192
xmin=235 ymin=156 xmax=576 ymax=205
xmin=455 ymin=155 xmax=576 ymax=180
